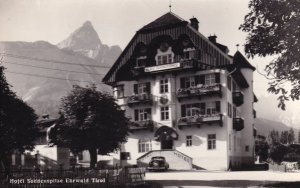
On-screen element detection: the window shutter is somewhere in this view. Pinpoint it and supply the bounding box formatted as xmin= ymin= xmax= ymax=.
xmin=134 ymin=109 xmax=139 ymax=121
xmin=181 ymin=105 xmax=186 ymax=117
xmin=215 ymin=73 xmax=220 ymax=83
xmin=146 ymin=108 xmax=151 ymax=120
xmin=195 ymin=75 xmax=200 ymax=85
xmin=216 ymin=101 xmax=221 ymax=113
xmin=199 ymin=75 xmax=205 ymax=85
xmin=180 ymin=77 xmax=185 ymax=88
xmin=200 ymin=103 xmax=206 ymax=115
xmin=134 ymin=84 xmax=138 ymax=94
xmin=146 ymin=82 xmax=151 ymax=93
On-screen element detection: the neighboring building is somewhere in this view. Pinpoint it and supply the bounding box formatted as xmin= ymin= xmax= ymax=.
xmin=12 ymin=117 xmax=70 ymax=170
xmin=103 ymin=12 xmax=257 ymax=170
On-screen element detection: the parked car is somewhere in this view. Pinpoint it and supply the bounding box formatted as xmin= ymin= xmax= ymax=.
xmin=147 ymin=156 xmax=169 ymax=171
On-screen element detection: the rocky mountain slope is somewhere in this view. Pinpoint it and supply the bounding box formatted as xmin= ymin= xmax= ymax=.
xmin=0 ymin=21 xmax=121 ymax=117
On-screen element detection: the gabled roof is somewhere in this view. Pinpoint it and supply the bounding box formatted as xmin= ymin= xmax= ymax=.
xmin=102 ymin=12 xmax=233 ymax=85
xmin=140 ymin=12 xmax=185 ymax=31
xmin=233 ymin=51 xmax=256 ymax=71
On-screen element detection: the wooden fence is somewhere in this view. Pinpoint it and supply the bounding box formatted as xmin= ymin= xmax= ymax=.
xmin=0 ymin=167 xmax=146 ymax=188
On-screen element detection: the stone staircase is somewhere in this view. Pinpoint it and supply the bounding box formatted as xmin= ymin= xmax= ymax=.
xmin=137 ymin=150 xmax=192 ymax=170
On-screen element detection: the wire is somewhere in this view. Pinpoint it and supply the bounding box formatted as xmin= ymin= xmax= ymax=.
xmin=0 ymin=52 xmax=112 ymax=68
xmin=1 ymin=60 xmax=105 ymax=76
xmin=5 ymin=70 xmax=104 ymax=85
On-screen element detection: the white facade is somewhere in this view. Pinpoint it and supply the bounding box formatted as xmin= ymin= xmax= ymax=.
xmin=103 ymin=12 xmax=256 ymax=170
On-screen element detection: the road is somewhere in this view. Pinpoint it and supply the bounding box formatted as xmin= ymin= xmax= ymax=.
xmin=144 ymin=170 xmax=300 ymax=187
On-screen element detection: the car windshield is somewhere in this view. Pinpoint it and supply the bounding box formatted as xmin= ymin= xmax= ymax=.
xmin=151 ymin=157 xmax=165 ymax=160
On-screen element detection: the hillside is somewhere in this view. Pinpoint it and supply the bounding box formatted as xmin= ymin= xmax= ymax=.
xmin=255 ymin=118 xmax=292 ymax=137
xmin=0 ymin=21 xmax=121 ymax=117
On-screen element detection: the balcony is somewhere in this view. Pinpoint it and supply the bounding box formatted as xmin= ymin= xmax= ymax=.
xmin=129 ymin=120 xmax=154 ymax=132
xmin=127 ymin=93 xmax=153 ymax=107
xmin=176 ymin=84 xmax=222 ymax=100
xmin=233 ymin=117 xmax=244 ymax=131
xmin=177 ymin=114 xmax=223 ymax=129
xmin=232 ymin=91 xmax=244 ymax=107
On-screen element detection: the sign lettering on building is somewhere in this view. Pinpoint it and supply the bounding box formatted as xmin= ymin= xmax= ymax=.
xmin=145 ymin=63 xmax=181 ymax=72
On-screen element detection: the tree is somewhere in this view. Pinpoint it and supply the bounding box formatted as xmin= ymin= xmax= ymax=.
xmin=0 ymin=65 xmax=38 ymax=177
xmin=240 ymin=0 xmax=300 ymax=110
xmin=50 ymin=85 xmax=129 ymax=169
xmin=268 ymin=130 xmax=280 ymax=145
xmin=287 ymin=128 xmax=295 ymax=144
xmin=255 ymin=138 xmax=269 ymax=162
xmin=280 ymin=131 xmax=289 ymax=144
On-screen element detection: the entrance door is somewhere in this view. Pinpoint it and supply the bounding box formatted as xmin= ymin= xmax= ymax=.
xmin=161 ymin=140 xmax=173 ymax=150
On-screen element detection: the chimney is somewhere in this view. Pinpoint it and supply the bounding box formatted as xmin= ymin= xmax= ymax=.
xmin=190 ymin=17 xmax=199 ymax=31
xmin=208 ymin=35 xmax=217 ymax=43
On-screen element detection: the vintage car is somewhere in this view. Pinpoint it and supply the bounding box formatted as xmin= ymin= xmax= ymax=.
xmin=147 ymin=156 xmax=169 ymax=171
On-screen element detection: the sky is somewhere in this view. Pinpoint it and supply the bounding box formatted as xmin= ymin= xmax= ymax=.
xmin=0 ymin=0 xmax=300 ymax=128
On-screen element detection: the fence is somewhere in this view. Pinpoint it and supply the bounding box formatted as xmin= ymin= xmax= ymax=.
xmin=0 ymin=167 xmax=146 ymax=188
xmin=269 ymin=163 xmax=286 ymax=172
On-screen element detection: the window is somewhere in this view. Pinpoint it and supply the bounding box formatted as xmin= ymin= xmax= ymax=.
xmin=139 ymin=109 xmax=149 ymax=121
xmin=205 ymin=74 xmax=216 ymax=85
xmin=161 ymin=106 xmax=169 ymax=120
xmin=138 ymin=83 xmax=148 ymax=94
xmin=245 ymin=145 xmax=249 ymax=152
xmin=233 ymin=106 xmax=237 ymax=118
xmin=138 ymin=139 xmax=152 ymax=153
xmin=186 ymin=136 xmax=192 ymax=147
xmin=114 ymin=85 xmax=124 ymax=98
xmin=185 ymin=76 xmax=195 ymax=88
xmin=227 ymin=76 xmax=232 ymax=91
xmin=228 ymin=103 xmax=232 ymax=118
xmin=206 ymin=102 xmax=216 ymax=115
xmin=183 ymin=104 xmax=201 ymax=117
xmin=136 ymin=56 xmax=147 ymax=67
xmin=157 ymin=54 xmax=172 ymax=65
xmin=160 ymin=79 xmax=169 ymax=93
xmin=208 ymin=134 xmax=216 ymax=150
xmin=134 ymin=108 xmax=151 ymax=121
xmin=134 ymin=82 xmax=150 ymax=95
xmin=120 ymin=152 xmax=131 ymax=160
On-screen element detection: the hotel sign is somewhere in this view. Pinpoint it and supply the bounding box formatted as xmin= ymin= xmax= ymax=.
xmin=145 ymin=63 xmax=181 ymax=72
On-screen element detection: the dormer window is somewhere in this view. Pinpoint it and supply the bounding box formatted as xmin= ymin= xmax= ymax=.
xmin=155 ymin=44 xmax=174 ymax=65
xmin=136 ymin=56 xmax=147 ymax=68
xmin=157 ymin=54 xmax=172 ymax=65
xmin=183 ymin=48 xmax=196 ymax=60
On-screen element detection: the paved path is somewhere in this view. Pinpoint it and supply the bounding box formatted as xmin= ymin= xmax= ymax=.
xmin=145 ymin=170 xmax=300 ymax=182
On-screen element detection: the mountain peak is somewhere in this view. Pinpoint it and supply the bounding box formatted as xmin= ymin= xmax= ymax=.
xmin=57 ymin=21 xmax=102 ymax=59
xmin=83 ymin=20 xmax=92 ymax=27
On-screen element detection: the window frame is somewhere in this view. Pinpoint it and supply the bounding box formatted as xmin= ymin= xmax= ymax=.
xmin=205 ymin=74 xmax=216 ymax=86
xmin=186 ymin=135 xmax=192 ymax=147
xmin=138 ymin=139 xmax=152 ymax=153
xmin=160 ymin=79 xmax=169 ymax=93
xmin=161 ymin=106 xmax=170 ymax=121
xmin=206 ymin=102 xmax=217 ymax=115
xmin=207 ymin=134 xmax=216 ymax=150
xmin=114 ymin=85 xmax=124 ymax=99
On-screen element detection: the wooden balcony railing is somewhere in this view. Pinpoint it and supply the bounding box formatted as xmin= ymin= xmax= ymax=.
xmin=127 ymin=93 xmax=153 ymax=107
xmin=129 ymin=120 xmax=154 ymax=132
xmin=233 ymin=117 xmax=244 ymax=131
xmin=233 ymin=91 xmax=244 ymax=107
xmin=176 ymin=84 xmax=222 ymax=100
xmin=177 ymin=114 xmax=223 ymax=129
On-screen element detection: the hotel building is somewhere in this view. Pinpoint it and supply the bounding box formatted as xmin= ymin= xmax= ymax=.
xmin=103 ymin=12 xmax=257 ymax=170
